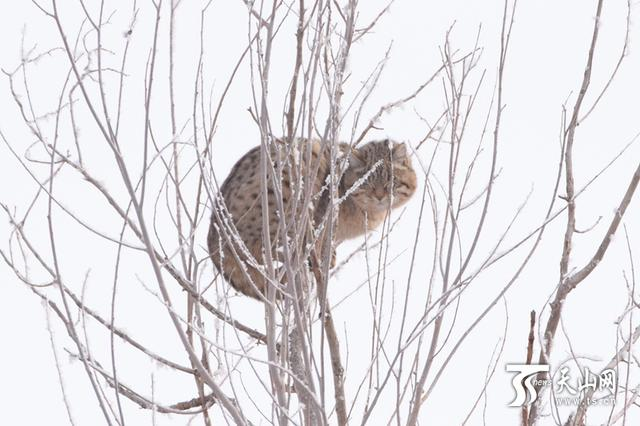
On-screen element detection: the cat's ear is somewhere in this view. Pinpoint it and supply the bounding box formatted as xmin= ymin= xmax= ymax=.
xmin=349 ymin=149 xmax=366 ymax=169
xmin=337 ymin=142 xmax=351 ymax=154
xmin=392 ymin=142 xmax=408 ymax=161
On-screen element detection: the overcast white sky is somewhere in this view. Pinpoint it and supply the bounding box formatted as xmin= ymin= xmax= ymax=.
xmin=1 ymin=0 xmax=639 ymax=425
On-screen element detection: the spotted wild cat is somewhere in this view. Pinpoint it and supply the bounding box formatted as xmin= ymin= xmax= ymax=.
xmin=207 ymin=139 xmax=417 ymax=299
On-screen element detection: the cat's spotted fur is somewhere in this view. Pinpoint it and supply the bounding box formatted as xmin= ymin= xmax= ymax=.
xmin=207 ymin=139 xmax=417 ymax=299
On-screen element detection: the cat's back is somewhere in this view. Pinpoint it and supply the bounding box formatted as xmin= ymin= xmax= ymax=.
xmin=215 ymin=139 xmax=330 ymax=241
xmin=220 ymin=139 xmax=329 ymax=197
xmin=219 ymin=145 xmax=262 ymax=214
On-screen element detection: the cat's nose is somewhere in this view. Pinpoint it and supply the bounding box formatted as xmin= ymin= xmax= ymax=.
xmin=374 ymin=190 xmax=386 ymax=201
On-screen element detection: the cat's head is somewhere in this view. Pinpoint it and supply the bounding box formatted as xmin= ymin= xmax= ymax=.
xmin=342 ymin=139 xmax=417 ymax=213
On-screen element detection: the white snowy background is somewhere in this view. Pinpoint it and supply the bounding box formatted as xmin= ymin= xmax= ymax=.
xmin=0 ymin=0 xmax=639 ymax=424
